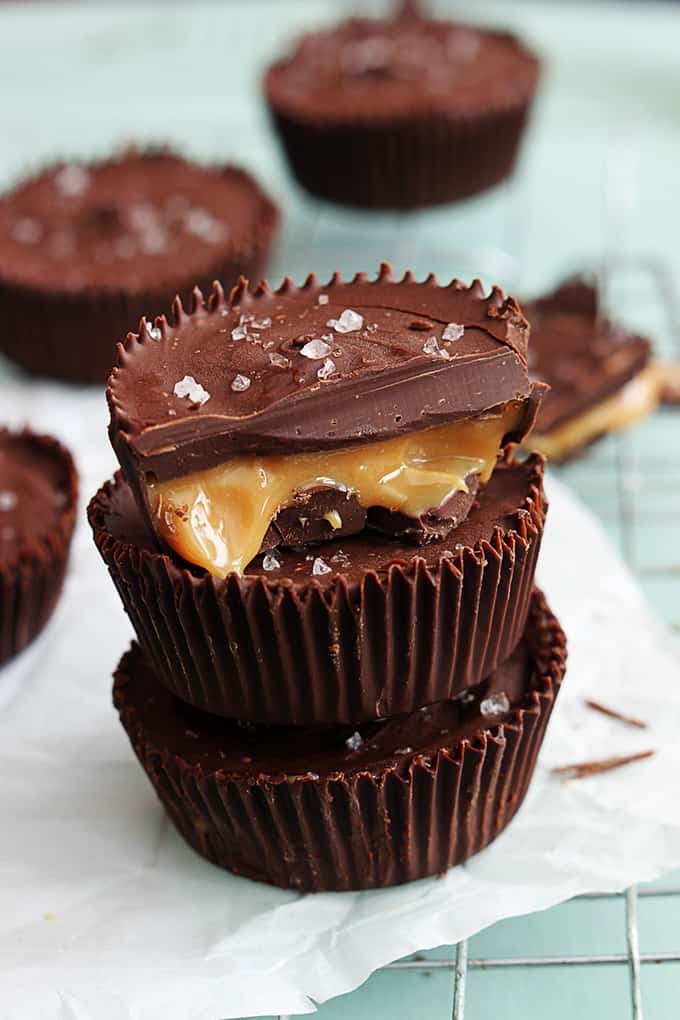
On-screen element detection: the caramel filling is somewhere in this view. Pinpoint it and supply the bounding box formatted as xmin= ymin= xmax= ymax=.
xmin=530 ymin=364 xmax=660 ymax=460
xmin=149 ymin=401 xmax=525 ymax=578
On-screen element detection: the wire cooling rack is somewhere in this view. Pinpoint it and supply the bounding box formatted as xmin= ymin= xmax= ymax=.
xmin=268 ymin=254 xmax=680 ymax=1020
xmin=274 ymin=883 xmax=680 ymax=1019
xmin=389 ymin=883 xmax=680 ymax=1020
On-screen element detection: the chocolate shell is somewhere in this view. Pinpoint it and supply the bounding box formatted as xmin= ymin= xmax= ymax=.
xmin=0 ymin=150 xmax=279 ymax=383
xmin=264 ymin=9 xmax=540 ymax=209
xmin=89 ymin=453 xmax=546 ymax=726
xmin=113 ymin=589 xmax=566 ymax=891
xmin=0 ymin=429 xmax=78 ymax=664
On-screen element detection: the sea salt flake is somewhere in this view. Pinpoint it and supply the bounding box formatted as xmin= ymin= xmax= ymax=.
xmin=312 ymin=556 xmax=332 ymax=576
xmin=317 ymin=357 xmax=336 ymax=380
xmin=327 ymin=308 xmax=363 ymax=334
xmin=230 ymin=373 xmax=251 ymax=392
xmin=144 ymin=320 xmax=162 ymax=341
xmin=55 ymin=164 xmax=90 ymax=197
xmin=128 ymin=202 xmax=157 ymax=231
xmin=0 ymin=490 xmax=17 ymax=512
xmin=184 ymin=208 xmax=226 ymax=243
xmin=231 ymin=325 xmax=248 ymax=341
xmin=251 ymin=317 xmax=271 ymax=330
xmin=345 ymin=731 xmax=363 ymax=751
xmin=480 ymin=692 xmax=510 ymax=718
xmin=395 ymin=747 xmax=413 ymax=755
xmin=423 ymin=336 xmax=450 ymax=360
xmin=11 ymin=217 xmax=42 ymax=244
xmin=317 ymin=294 xmax=329 ymax=305
xmin=300 ymin=338 xmax=332 ymax=360
xmin=443 ymin=322 xmax=465 ymax=342
xmin=173 ymin=375 xmax=210 ymax=405
xmin=140 ymin=229 xmax=167 ymax=255
xmin=262 ymin=552 xmax=281 ymax=571
xmin=269 ymin=351 xmax=290 ymax=368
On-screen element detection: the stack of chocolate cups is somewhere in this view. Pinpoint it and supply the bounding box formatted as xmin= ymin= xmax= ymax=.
xmin=89 ymin=266 xmax=567 ymax=892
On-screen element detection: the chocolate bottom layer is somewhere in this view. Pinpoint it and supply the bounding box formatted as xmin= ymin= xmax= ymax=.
xmin=261 ymin=471 xmax=481 ymax=549
xmin=89 ymin=454 xmax=546 ymax=726
xmin=113 ymin=589 xmax=566 ymax=892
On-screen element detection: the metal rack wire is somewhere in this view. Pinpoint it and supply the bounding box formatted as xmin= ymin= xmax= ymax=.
xmin=376 ymin=882 xmax=680 ymax=1020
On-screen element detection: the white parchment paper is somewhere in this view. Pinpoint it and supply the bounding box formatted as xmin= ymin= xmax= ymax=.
xmin=1 ymin=380 xmax=680 ymax=1020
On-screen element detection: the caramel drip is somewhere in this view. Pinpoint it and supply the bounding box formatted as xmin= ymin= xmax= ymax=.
xmin=150 ymin=402 xmax=524 ymax=578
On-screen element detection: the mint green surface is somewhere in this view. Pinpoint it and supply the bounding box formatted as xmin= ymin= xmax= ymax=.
xmin=1 ymin=1 xmax=679 ymax=1016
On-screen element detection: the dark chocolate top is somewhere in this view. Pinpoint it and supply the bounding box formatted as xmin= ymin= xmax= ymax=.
xmin=0 ymin=150 xmax=277 ymax=294
xmin=525 ymin=281 xmax=651 ymax=434
xmin=264 ymin=7 xmax=540 ymax=122
xmin=113 ymin=592 xmax=560 ymax=781
xmin=96 ymin=454 xmax=545 ymax=587
xmin=0 ymin=429 xmax=76 ymax=565
xmin=108 ymin=267 xmax=538 ymax=490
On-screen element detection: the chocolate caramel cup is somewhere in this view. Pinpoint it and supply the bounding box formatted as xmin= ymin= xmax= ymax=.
xmin=107 ymin=266 xmax=544 ymax=564
xmin=89 ymin=453 xmax=546 ymax=726
xmin=0 ymin=429 xmax=78 ymax=664
xmin=264 ymin=9 xmax=540 ymax=209
xmin=524 ymin=280 xmax=654 ymax=464
xmin=113 ymin=588 xmax=566 ymax=892
xmin=0 ymin=151 xmax=278 ymax=384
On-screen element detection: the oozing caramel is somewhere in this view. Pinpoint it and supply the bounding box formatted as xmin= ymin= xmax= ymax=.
xmin=149 ymin=402 xmax=525 ymax=578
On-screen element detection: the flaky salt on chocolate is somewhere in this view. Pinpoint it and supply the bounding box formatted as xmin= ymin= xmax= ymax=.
xmin=108 ymin=265 xmax=545 ymax=577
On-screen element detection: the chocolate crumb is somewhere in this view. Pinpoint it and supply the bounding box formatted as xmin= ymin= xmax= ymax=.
xmin=551 ymin=749 xmax=655 ymax=781
xmin=584 ymin=699 xmax=648 ymax=729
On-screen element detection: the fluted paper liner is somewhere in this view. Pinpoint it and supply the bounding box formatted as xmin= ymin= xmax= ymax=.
xmin=89 ymin=455 xmax=546 ymax=726
xmin=268 ymin=103 xmax=536 ymax=210
xmin=0 ymin=429 xmax=78 ymax=664
xmin=113 ymin=589 xmax=566 ymax=892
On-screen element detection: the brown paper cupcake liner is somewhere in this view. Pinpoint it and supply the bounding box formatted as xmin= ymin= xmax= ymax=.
xmin=268 ymin=103 xmax=535 ymax=209
xmin=0 ymin=165 xmax=278 ymax=384
xmin=89 ymin=454 xmax=546 ymax=727
xmin=113 ymin=589 xmax=566 ymax=892
xmin=0 ymin=429 xmax=78 ymax=665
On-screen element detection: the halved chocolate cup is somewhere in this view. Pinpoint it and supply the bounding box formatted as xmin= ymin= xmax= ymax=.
xmin=113 ymin=588 xmax=566 ymax=892
xmin=0 ymin=428 xmax=78 ymax=664
xmin=90 ymin=452 xmax=546 ymax=726
xmin=524 ymin=280 xmax=655 ymax=463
